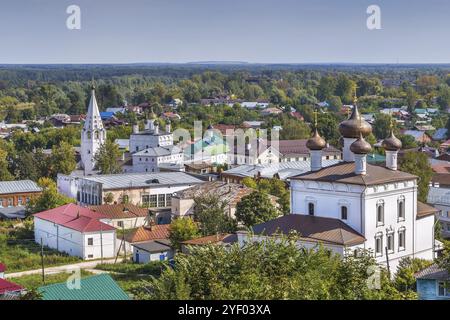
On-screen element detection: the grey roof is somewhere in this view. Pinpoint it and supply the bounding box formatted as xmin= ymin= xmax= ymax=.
xmin=131 ymin=239 xmax=172 ymax=253
xmin=427 ymin=186 xmax=450 ymax=206
xmin=432 ymin=128 xmax=448 ymax=140
xmin=133 ymin=145 xmax=182 ymax=157
xmin=223 ymin=159 xmax=341 ymax=180
xmin=81 ymin=172 xmax=204 ymax=190
xmin=0 ymin=206 xmax=27 ymax=219
xmin=0 ymin=180 xmax=41 ymax=195
xmin=415 ymin=264 xmax=449 ymax=280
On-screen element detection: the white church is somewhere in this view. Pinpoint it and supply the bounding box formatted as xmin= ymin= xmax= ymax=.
xmin=238 ymin=103 xmax=438 ymax=272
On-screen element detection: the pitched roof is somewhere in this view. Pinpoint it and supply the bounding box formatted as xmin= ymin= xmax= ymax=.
xmin=131 ymin=239 xmax=172 ymax=253
xmin=181 ymin=233 xmax=237 ymax=246
xmin=0 ymin=180 xmax=41 ymax=195
xmin=251 ymin=214 xmax=366 ymax=246
xmin=125 ymin=224 xmax=170 ymax=243
xmin=432 ymin=173 xmax=450 ymax=186
xmin=269 ymin=139 xmax=340 ymax=157
xmin=89 ymin=204 xmax=148 ymax=219
xmin=291 ymin=162 xmax=417 ymax=186
xmin=34 ymin=204 xmax=115 ymax=233
xmin=415 ymin=264 xmax=449 ymax=280
xmin=417 ymin=201 xmax=439 ymax=219
xmin=38 ymin=274 xmax=129 ymax=300
xmin=0 ymin=278 xmax=23 ymax=294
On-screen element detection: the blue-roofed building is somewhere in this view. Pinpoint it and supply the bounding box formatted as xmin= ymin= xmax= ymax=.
xmin=99 ymin=111 xmax=115 ymax=121
xmin=403 ymin=130 xmax=431 ymax=144
xmin=432 ymin=128 xmax=448 ymax=141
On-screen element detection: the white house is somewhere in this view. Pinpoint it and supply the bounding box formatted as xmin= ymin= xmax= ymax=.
xmin=239 ymin=104 xmax=437 ymax=272
xmin=131 ymin=239 xmax=174 ymax=263
xmin=33 ymin=204 xmax=116 ymax=260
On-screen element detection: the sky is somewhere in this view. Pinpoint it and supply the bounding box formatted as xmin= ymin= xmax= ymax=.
xmin=0 ymin=0 xmax=449 ymax=64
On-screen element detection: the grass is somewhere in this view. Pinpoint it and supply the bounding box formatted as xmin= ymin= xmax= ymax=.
xmin=95 ymin=260 xmax=167 ymax=277
xmin=0 ymin=219 xmax=81 ymax=272
xmin=9 ymin=270 xmax=94 ymax=289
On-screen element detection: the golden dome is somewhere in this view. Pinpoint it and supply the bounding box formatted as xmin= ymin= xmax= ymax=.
xmin=339 ymin=104 xmax=372 ymax=138
xmin=350 ymin=132 xmax=372 ymax=154
xmin=382 ymin=129 xmax=402 ymax=151
xmin=306 ymin=128 xmax=326 ymax=150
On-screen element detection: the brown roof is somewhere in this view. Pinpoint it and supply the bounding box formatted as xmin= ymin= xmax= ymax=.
xmin=252 ymin=214 xmax=365 ymax=246
xmin=269 ymin=139 xmax=340 ymax=157
xmin=184 ymin=162 xmax=213 ymax=170
xmin=125 ymin=224 xmax=170 ymax=243
xmin=415 ymin=264 xmax=449 ymax=280
xmin=181 ymin=233 xmax=237 ymax=246
xmin=417 ymin=201 xmax=439 ymax=219
xmin=291 ymin=162 xmax=417 ymax=186
xmin=431 ymin=173 xmax=450 ymax=186
xmin=89 ymin=204 xmax=148 ymax=219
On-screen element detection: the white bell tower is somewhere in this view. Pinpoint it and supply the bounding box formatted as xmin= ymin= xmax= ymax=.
xmin=81 ymin=85 xmax=106 ymax=175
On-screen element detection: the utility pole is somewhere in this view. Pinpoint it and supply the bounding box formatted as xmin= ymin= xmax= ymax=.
xmin=385 ymin=246 xmax=391 ymax=277
xmin=40 ymin=237 xmax=45 ymax=285
xmin=122 ymin=224 xmax=127 ymax=262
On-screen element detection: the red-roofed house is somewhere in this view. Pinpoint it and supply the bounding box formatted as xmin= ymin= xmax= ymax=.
xmin=33 ymin=204 xmax=116 ymax=260
xmin=0 ymin=263 xmax=24 ymax=298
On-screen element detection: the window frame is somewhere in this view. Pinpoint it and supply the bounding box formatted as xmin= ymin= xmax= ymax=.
xmin=308 ymin=202 xmax=315 ymax=216
xmin=375 ymin=233 xmax=383 ymax=257
xmin=376 ymin=200 xmax=385 ymax=227
xmin=398 ymin=227 xmax=406 ymax=251
xmin=397 ymin=196 xmax=406 ymax=222
xmin=386 ymin=232 xmax=394 ymax=254
xmin=341 ymin=206 xmax=348 ymax=220
xmin=87 ymin=238 xmax=94 ymax=246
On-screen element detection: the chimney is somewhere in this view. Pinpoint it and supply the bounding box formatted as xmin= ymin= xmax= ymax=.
xmin=132 ymin=124 xmax=139 ymax=134
xmin=154 ymin=122 xmax=159 ymax=134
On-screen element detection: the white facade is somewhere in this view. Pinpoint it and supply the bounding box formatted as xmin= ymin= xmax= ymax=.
xmin=290 ymin=178 xmax=435 ymax=271
xmin=34 ymin=217 xmax=116 ymax=260
xmin=132 ymin=147 xmax=184 ymax=173
xmin=80 ymin=88 xmax=106 ymax=174
xmin=132 ymin=246 xmax=174 ymax=264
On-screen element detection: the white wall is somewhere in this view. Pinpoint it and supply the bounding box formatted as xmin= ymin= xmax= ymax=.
xmin=132 ymin=247 xmax=174 ymax=263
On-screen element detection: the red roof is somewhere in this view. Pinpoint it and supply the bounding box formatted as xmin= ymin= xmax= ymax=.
xmin=0 ymin=263 xmax=6 ymax=273
xmin=34 ymin=204 xmax=115 ymax=233
xmin=125 ymin=224 xmax=170 ymax=243
xmin=0 ymin=278 xmax=23 ymax=294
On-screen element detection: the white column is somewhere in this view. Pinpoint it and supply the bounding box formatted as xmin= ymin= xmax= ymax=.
xmin=343 ymin=137 xmax=357 ymax=162
xmin=354 ymin=153 xmax=367 ymax=175
xmin=310 ymin=150 xmax=323 ymax=171
xmin=385 ymin=150 xmax=398 ymax=170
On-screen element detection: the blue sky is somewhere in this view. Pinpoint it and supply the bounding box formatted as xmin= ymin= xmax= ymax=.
xmin=0 ymin=0 xmax=449 ymax=64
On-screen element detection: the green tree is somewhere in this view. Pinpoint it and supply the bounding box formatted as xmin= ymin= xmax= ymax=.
xmin=94 ymin=140 xmax=122 ymax=174
xmin=398 ymin=134 xmax=418 ymax=149
xmin=399 ymin=152 xmax=433 ymax=202
xmin=27 ymin=178 xmax=75 ymax=214
xmin=168 ymin=217 xmax=200 ymax=251
xmin=372 ymin=113 xmax=395 ymax=140
xmin=193 ymin=195 xmax=237 ymax=236
xmin=241 ymin=177 xmax=257 ymax=189
xmin=49 ymin=141 xmax=76 ymax=178
xmin=394 ymin=257 xmax=432 ymax=292
xmin=0 ymin=149 xmax=13 ymax=181
xmin=235 ymin=191 xmax=279 ymax=227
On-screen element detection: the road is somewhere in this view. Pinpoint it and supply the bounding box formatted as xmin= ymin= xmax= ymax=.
xmin=5 ymin=258 xmax=117 ymax=279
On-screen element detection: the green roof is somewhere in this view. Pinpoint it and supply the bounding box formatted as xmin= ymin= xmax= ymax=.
xmin=38 ymin=274 xmax=130 ymax=300
xmin=367 ymin=153 xmax=386 ymax=163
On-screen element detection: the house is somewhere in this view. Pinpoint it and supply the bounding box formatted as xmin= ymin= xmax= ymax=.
xmin=240 ymin=101 xmax=270 ymax=109
xmin=33 ymin=204 xmax=116 ymax=260
xmin=184 ymin=162 xmax=215 ymax=174
xmin=181 ymin=233 xmax=237 ymax=254
xmin=89 ymin=204 xmax=149 ymax=229
xmin=428 ymin=173 xmax=450 ymax=239
xmin=38 ymin=274 xmax=129 ymax=300
xmin=161 ymin=112 xmax=181 ymax=121
xmin=229 ymin=139 xmax=280 ymax=166
xmin=99 ymin=112 xmax=115 ymax=121
xmin=58 ymin=171 xmax=205 ymax=207
xmin=432 ymin=128 xmax=448 ymax=141
xmin=402 ymin=130 xmax=431 ymax=144
xmin=261 ymin=107 xmax=282 ymax=116
xmin=186 ymin=129 xmax=229 ymax=165
xmin=114 ymin=138 xmax=129 ymax=150
xmin=414 ymin=125 xmax=435 ymax=132
xmin=271 ymin=139 xmax=341 ymax=162
xmin=171 ymin=181 xmax=276 ymax=219
xmin=240 ymin=104 xmax=437 ymax=271
xmin=0 ymin=180 xmax=42 ymax=219
xmin=0 ymin=263 xmax=24 ymax=299
xmin=440 ymin=139 xmax=450 ymax=152
xmin=131 ymin=239 xmax=174 ymax=263
xmin=125 ymin=223 xmax=170 ymax=244
xmin=106 ymin=107 xmax=127 ymax=114
xmin=415 ymin=264 xmax=450 ymax=300
xmin=242 ymin=121 xmax=264 ymax=129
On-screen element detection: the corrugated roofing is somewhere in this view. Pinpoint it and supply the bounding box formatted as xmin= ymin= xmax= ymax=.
xmin=89 ymin=204 xmax=148 ymax=219
xmin=125 ymin=224 xmax=171 ymax=243
xmin=415 ymin=264 xmax=449 ymax=280
xmin=39 ymin=274 xmax=129 ymax=300
xmin=0 ymin=180 xmax=41 ymax=195
xmin=81 ymin=172 xmax=204 ymax=190
xmin=132 ymin=239 xmax=172 ymax=253
xmin=0 ymin=278 xmax=23 ymax=294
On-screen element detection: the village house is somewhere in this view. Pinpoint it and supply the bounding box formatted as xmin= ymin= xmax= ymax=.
xmin=89 ymin=203 xmax=149 ymax=229
xmin=272 ymin=139 xmax=341 ymax=162
xmin=0 ymin=180 xmax=42 ymax=219
xmin=415 ymin=264 xmax=450 ymax=300
xmin=0 ymin=264 xmax=24 ymax=299
xmin=180 ymin=233 xmax=237 ymax=254
xmin=402 ymin=130 xmax=432 ymax=144
xmin=33 ymin=204 xmax=116 ymax=260
xmin=131 ymin=239 xmax=174 ymax=263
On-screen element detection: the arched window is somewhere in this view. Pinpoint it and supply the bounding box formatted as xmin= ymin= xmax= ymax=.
xmin=87 ymin=131 xmax=91 ymax=139
xmin=376 ymin=200 xmax=384 ymax=226
xmin=95 ymin=131 xmax=99 ymax=139
xmin=308 ymin=203 xmax=315 ymax=216
xmin=341 ymin=206 xmax=348 ymax=220
xmin=398 ymin=196 xmax=405 ymax=221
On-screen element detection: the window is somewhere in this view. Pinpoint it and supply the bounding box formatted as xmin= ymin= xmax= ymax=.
xmin=87 ymin=238 xmax=93 ymax=246
xmin=18 ymin=196 xmax=23 ymax=206
xmin=7 ymin=198 xmax=13 ymax=207
xmin=26 ymin=197 xmax=30 ymax=204
xmin=438 ymin=281 xmax=450 ymax=297
xmin=375 ymin=233 xmax=383 ymax=257
xmin=341 ymin=206 xmax=348 ymax=220
xmin=88 ymin=254 xmax=94 ymax=259
xmin=398 ymin=228 xmax=406 ymax=251
xmin=0 ymin=198 xmax=3 ymax=208
xmin=166 ymin=194 xmax=172 ymax=207
xmin=398 ymin=196 xmax=405 ymax=221
xmin=142 ymin=194 xmax=150 ymax=206
xmin=387 ymin=233 xmax=394 ymax=253
xmin=158 ymin=194 xmax=166 ymax=207
xmin=122 ymin=195 xmax=129 ymax=204
xmin=376 ymin=201 xmax=384 ymax=226
xmin=117 ymin=221 xmax=124 ymax=228
xmin=308 ymin=203 xmax=315 ymax=216
xmin=149 ymin=195 xmax=157 ymax=208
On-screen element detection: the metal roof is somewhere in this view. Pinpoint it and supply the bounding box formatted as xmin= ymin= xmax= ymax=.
xmin=39 ymin=274 xmax=130 ymax=300
xmin=0 ymin=180 xmax=41 ymax=195
xmin=81 ymin=172 xmax=204 ymax=190
xmin=131 ymin=239 xmax=172 ymax=253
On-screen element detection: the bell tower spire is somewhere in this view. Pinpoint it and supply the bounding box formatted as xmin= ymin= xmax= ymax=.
xmin=81 ymin=82 xmax=106 ymax=175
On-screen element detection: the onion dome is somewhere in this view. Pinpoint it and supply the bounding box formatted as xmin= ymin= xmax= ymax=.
xmin=350 ymin=132 xmax=372 ymax=154
xmin=306 ymin=128 xmax=326 ymax=150
xmin=382 ymin=129 xmax=402 ymax=151
xmin=339 ymin=104 xmax=372 ymax=138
